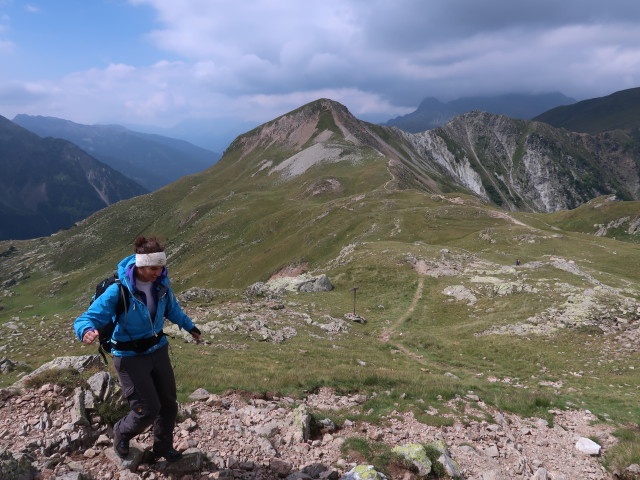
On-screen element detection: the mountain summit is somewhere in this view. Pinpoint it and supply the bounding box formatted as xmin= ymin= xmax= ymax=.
xmin=226 ymin=98 xmax=402 ymax=174
xmin=223 ymin=99 xmax=640 ymax=213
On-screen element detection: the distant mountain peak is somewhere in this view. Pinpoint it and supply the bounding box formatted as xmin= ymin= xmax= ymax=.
xmin=229 ymin=99 xmax=400 ymax=173
xmin=385 ymin=92 xmax=577 ymax=133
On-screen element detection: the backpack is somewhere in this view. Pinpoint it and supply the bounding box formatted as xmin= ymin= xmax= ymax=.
xmin=90 ymin=274 xmax=130 ymax=362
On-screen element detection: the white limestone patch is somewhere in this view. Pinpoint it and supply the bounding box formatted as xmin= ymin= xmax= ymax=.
xmin=443 ymin=285 xmax=477 ymax=305
xmin=251 ymin=159 xmax=273 ymax=177
xmin=270 ymin=143 xmax=361 ymax=179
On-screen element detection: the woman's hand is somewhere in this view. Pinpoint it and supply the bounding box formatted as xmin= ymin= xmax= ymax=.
xmin=82 ymin=328 xmax=99 ymax=344
xmin=189 ymin=326 xmax=201 ymax=343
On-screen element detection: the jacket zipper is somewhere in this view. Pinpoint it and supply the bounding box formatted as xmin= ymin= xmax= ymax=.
xmin=130 ymin=289 xmax=168 ymax=338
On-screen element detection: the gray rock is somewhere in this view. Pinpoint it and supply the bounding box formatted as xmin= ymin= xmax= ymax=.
xmin=391 ymin=444 xmax=432 ymax=476
xmin=0 ymin=449 xmax=36 ymax=480
xmin=14 ymin=355 xmax=101 ymax=388
xmin=55 ymin=473 xmax=85 ymax=480
xmin=189 ymin=387 xmax=211 ymax=400
xmin=626 ymin=464 xmax=640 ymax=474
xmin=103 ymin=441 xmax=145 ymax=472
xmin=261 ymin=274 xmax=334 ymax=295
xmin=157 ymin=448 xmax=205 ymax=473
xmin=438 ymin=453 xmax=462 ymax=478
xmin=340 ymin=465 xmax=388 ymax=480
xmin=530 ymin=467 xmax=548 ymax=480
xmin=482 ymin=470 xmax=506 ymax=480
xmin=298 ymin=274 xmax=334 ymax=292
xmin=246 ymin=282 xmax=268 ymax=296
xmin=71 ymin=388 xmax=90 ymax=427
xmin=286 ymin=473 xmax=313 ymax=480
xmin=257 ymin=436 xmax=277 ymax=456
xmin=292 ymin=405 xmax=312 ymax=443
xmin=344 ymin=313 xmax=366 ymax=324
xmin=86 ymin=371 xmax=111 ymax=401
xmin=302 ymin=463 xmax=328 ymax=477
xmin=270 ymin=458 xmax=293 ymax=476
xmin=484 ymin=445 xmax=500 ymax=457
xmin=575 ymin=437 xmax=601 ymax=455
xmin=177 ymin=287 xmax=219 ymax=303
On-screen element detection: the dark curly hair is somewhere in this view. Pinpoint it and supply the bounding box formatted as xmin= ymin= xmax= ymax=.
xmin=134 ymin=236 xmax=165 ymax=254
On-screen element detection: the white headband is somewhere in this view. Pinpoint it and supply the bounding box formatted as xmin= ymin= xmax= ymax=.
xmin=135 ymin=252 xmax=167 ymax=267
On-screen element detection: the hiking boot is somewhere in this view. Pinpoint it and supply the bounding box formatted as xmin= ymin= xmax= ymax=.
xmin=152 ymin=447 xmax=182 ymax=462
xmin=113 ymin=424 xmax=129 ymax=458
xmin=115 ymin=438 xmax=130 ymax=458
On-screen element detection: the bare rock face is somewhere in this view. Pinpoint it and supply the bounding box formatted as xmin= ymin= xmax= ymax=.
xmin=395 ymin=111 xmax=640 ymax=212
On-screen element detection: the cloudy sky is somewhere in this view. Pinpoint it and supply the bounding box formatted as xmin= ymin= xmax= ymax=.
xmin=1 ymin=0 xmax=640 ymax=148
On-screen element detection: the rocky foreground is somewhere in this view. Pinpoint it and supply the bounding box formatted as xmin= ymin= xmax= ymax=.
xmin=0 ymin=355 xmax=622 ymax=480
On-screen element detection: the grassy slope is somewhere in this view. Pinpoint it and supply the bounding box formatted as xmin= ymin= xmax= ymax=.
xmin=534 ymin=87 xmax=640 ymax=134
xmin=543 ymin=196 xmax=640 ymax=243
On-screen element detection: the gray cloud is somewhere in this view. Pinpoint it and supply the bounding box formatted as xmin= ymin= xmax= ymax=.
xmin=134 ymin=0 xmax=640 ymax=104
xmin=2 ymin=0 xmax=640 ymax=136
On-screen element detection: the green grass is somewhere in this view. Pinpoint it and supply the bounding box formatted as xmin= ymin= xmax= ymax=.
xmin=603 ymin=427 xmax=640 ymax=479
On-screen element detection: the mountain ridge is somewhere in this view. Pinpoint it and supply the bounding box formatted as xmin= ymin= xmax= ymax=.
xmin=384 ymin=92 xmax=576 ymax=133
xmin=0 ymin=115 xmax=147 ymax=240
xmin=533 ymin=86 xmax=640 ymax=134
xmin=12 ymin=114 xmax=220 ymax=191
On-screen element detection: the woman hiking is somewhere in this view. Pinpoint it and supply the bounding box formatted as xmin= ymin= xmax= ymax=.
xmin=74 ymin=235 xmax=201 ymax=462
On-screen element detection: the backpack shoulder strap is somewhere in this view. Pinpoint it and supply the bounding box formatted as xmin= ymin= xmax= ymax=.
xmin=113 ymin=279 xmax=130 ymax=319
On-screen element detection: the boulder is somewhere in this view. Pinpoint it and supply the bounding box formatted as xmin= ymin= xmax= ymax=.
xmin=438 ymin=453 xmax=462 ymax=478
xmin=246 ymin=282 xmax=269 ymax=296
xmin=86 ymin=371 xmax=112 ymax=401
xmin=340 ymin=465 xmax=388 ymax=480
xmin=13 ymin=355 xmax=101 ymax=388
xmin=71 ymin=388 xmax=90 ymax=427
xmin=575 ymin=437 xmax=601 ymax=455
xmin=391 ymin=443 xmax=432 ymax=476
xmin=292 ymin=405 xmax=312 ymax=443
xmin=344 ymin=313 xmax=366 ymax=324
xmin=188 ymin=387 xmax=212 ymax=401
xmin=298 ymin=274 xmax=334 ymax=293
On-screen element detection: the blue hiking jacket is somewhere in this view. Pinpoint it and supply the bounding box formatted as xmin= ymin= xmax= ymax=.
xmin=73 ymin=254 xmax=195 ymax=356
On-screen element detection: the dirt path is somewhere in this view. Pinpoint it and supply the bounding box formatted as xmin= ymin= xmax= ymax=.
xmin=379 ymin=277 xmax=429 ymax=364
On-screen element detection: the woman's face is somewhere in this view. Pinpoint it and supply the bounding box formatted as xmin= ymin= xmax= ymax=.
xmin=136 ymin=265 xmax=163 ymax=283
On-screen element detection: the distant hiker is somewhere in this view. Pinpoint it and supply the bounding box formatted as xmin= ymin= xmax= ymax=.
xmin=73 ymin=235 xmax=201 ymax=462
xmin=515 ymin=258 xmax=520 ymax=266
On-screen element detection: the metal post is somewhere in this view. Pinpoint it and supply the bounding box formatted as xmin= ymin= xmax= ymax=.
xmin=351 ymin=287 xmax=359 ymax=315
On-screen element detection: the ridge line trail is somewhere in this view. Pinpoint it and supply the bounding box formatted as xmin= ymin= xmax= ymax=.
xmin=379 ymin=276 xmax=428 ymax=364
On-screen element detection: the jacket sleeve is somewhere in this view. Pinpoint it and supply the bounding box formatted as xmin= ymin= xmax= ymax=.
xmin=73 ymin=283 xmax=121 ymax=341
xmin=164 ymin=288 xmax=196 ymax=331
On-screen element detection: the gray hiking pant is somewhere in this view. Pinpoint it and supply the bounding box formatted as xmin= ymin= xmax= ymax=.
xmin=113 ymin=343 xmax=178 ymax=452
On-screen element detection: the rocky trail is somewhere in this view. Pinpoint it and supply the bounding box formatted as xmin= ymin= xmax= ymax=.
xmin=0 ymin=369 xmax=619 ymax=480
